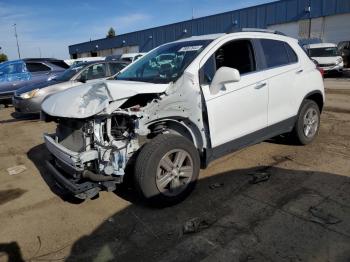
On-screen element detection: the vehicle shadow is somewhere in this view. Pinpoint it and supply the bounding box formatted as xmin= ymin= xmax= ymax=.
xmin=0 ymin=112 xmax=40 ymax=124
xmin=324 ymin=69 xmax=350 ymax=79
xmin=64 ymin=166 xmax=350 ymax=262
xmin=27 ymin=144 xmax=84 ymax=204
xmin=0 ymin=242 xmax=25 ymax=262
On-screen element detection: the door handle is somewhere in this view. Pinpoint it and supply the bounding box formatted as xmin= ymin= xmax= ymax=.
xmin=255 ymin=82 xmax=267 ymax=89
xmin=296 ymin=69 xmax=303 ymax=74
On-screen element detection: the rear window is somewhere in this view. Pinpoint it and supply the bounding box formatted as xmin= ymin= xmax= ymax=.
xmin=26 ymin=62 xmax=51 ymax=72
xmin=260 ymin=39 xmax=289 ymax=68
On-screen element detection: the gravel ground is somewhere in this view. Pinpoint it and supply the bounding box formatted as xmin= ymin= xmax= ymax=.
xmin=0 ymin=78 xmax=349 ymax=262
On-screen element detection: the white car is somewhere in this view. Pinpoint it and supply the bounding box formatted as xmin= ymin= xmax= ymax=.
xmin=64 ymin=57 xmax=106 ymax=67
xmin=305 ymin=43 xmax=343 ymax=75
xmin=41 ymin=30 xmax=325 ymax=205
xmin=120 ymin=53 xmax=145 ymax=63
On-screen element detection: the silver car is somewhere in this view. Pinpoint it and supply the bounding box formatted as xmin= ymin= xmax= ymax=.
xmin=13 ymin=60 xmax=128 ymax=114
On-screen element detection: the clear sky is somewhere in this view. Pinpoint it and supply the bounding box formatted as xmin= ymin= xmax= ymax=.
xmin=0 ymin=0 xmax=276 ymax=60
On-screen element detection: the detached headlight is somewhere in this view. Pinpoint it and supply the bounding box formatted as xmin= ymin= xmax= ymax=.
xmin=20 ymin=88 xmax=40 ymax=99
xmin=336 ymin=58 xmax=343 ymax=65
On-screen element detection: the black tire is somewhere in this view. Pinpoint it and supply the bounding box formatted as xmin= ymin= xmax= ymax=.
xmin=291 ymin=99 xmax=320 ymax=145
xmin=134 ymin=134 xmax=200 ymax=207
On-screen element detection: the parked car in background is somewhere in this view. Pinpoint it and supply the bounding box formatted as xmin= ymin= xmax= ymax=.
xmin=305 ymin=43 xmax=343 ymax=75
xmin=13 ymin=60 xmax=128 ymax=114
xmin=120 ymin=53 xmax=145 ymax=63
xmin=41 ymin=31 xmax=324 ymax=205
xmin=0 ymin=58 xmax=69 ymax=104
xmin=338 ymin=41 xmax=350 ymax=68
xmin=64 ymin=57 xmax=105 ymax=67
xmin=105 ymin=54 xmax=122 ymax=61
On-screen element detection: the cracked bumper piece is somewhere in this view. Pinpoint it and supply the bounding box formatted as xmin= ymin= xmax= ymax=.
xmin=45 ymin=160 xmax=99 ymax=195
xmin=44 ymin=133 xmax=98 ymax=172
xmin=44 ymin=133 xmax=101 ymax=198
xmin=44 ymin=133 xmax=121 ymax=198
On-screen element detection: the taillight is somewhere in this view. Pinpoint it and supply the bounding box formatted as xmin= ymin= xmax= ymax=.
xmin=317 ymin=67 xmax=324 ymax=78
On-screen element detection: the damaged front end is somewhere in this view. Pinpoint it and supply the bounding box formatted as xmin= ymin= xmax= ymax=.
xmin=41 ymin=81 xmax=163 ymax=199
xmin=44 ymin=111 xmax=141 ymax=199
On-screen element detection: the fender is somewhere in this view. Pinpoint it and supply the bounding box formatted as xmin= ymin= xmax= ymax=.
xmin=147 ymin=118 xmax=204 ymax=150
xmin=297 ymin=90 xmax=324 ymax=116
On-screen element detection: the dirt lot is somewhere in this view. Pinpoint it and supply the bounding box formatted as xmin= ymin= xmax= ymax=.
xmin=0 ymin=77 xmax=350 ymax=262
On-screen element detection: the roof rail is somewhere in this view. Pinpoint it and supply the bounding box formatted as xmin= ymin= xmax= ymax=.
xmin=228 ymin=28 xmax=286 ymax=36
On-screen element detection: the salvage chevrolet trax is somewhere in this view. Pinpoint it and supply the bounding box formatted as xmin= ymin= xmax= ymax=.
xmin=41 ymin=31 xmax=325 ymax=205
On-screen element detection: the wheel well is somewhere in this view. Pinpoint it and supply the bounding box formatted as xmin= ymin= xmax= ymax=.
xmin=148 ymin=120 xmax=203 ymax=149
xmin=305 ymin=92 xmax=324 ymax=112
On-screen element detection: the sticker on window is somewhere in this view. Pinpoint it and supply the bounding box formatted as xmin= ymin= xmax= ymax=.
xmin=178 ymin=46 xmax=203 ymax=52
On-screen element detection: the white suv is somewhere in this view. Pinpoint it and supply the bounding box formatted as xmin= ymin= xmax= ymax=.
xmin=41 ymin=30 xmax=324 ymax=205
xmin=305 ymin=43 xmax=344 ymax=75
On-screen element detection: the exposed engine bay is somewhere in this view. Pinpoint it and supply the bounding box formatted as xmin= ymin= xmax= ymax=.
xmin=44 ymin=109 xmax=145 ymax=198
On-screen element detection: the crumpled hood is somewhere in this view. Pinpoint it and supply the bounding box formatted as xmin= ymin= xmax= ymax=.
xmin=41 ymin=80 xmax=169 ymax=118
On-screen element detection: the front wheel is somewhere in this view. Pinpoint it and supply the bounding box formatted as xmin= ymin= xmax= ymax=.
xmin=291 ymin=99 xmax=320 ymax=145
xmin=134 ymin=134 xmax=200 ymax=206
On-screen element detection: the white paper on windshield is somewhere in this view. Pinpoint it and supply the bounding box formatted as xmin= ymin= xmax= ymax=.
xmin=178 ymin=45 xmax=203 ymax=52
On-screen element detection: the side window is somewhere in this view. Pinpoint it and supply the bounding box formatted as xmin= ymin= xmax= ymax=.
xmin=260 ymin=39 xmax=289 ymax=68
xmin=81 ymin=63 xmax=107 ymax=80
xmin=200 ymin=39 xmax=256 ymax=85
xmin=1 ymin=62 xmax=26 ymax=74
xmin=50 ymin=61 xmax=70 ymax=69
xmin=284 ymin=43 xmax=298 ymax=63
xmin=26 ymin=62 xmax=51 ymax=72
xmin=108 ymin=63 xmax=126 ymax=76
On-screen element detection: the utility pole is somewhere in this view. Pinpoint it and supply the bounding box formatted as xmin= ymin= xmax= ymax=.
xmin=38 ymin=47 xmax=42 ymax=58
xmin=307 ymin=1 xmax=312 ymax=39
xmin=13 ymin=24 xmax=21 ymax=59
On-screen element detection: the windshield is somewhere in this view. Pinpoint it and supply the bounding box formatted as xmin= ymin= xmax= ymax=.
xmin=308 ymin=47 xmax=339 ymax=57
xmin=116 ymin=40 xmax=212 ymax=83
xmin=54 ymin=64 xmax=86 ymax=81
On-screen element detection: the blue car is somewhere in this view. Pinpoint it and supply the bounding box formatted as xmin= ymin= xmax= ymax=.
xmin=0 ymin=58 xmax=69 ymax=104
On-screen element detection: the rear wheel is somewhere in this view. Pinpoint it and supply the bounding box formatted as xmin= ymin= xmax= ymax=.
xmin=291 ymin=99 xmax=320 ymax=145
xmin=134 ymin=134 xmax=200 ymax=206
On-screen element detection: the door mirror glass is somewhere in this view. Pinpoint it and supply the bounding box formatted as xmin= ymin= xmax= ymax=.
xmin=209 ymin=66 xmax=240 ymax=95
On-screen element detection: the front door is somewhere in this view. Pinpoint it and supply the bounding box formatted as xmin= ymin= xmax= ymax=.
xmin=200 ymin=39 xmax=268 ymax=148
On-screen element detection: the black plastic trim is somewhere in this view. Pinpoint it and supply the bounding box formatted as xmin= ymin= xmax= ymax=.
xmin=46 ymin=160 xmax=99 ymax=195
xmin=204 ymin=116 xmax=296 ymax=166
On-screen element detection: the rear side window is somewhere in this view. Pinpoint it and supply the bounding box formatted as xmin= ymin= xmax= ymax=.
xmin=260 ymin=39 xmax=289 ymax=68
xmin=284 ymin=43 xmax=298 ymax=63
xmin=50 ymin=61 xmax=70 ymax=69
xmin=26 ymin=62 xmax=51 ymax=72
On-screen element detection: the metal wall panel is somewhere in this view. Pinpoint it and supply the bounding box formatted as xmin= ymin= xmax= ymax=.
xmin=69 ymin=0 xmax=350 ymax=56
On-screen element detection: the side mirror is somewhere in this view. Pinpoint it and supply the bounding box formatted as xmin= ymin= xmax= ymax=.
xmin=209 ymin=66 xmax=240 ymax=95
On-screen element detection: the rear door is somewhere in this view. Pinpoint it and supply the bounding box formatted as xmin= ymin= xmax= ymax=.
xmin=258 ymin=39 xmax=301 ymax=126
